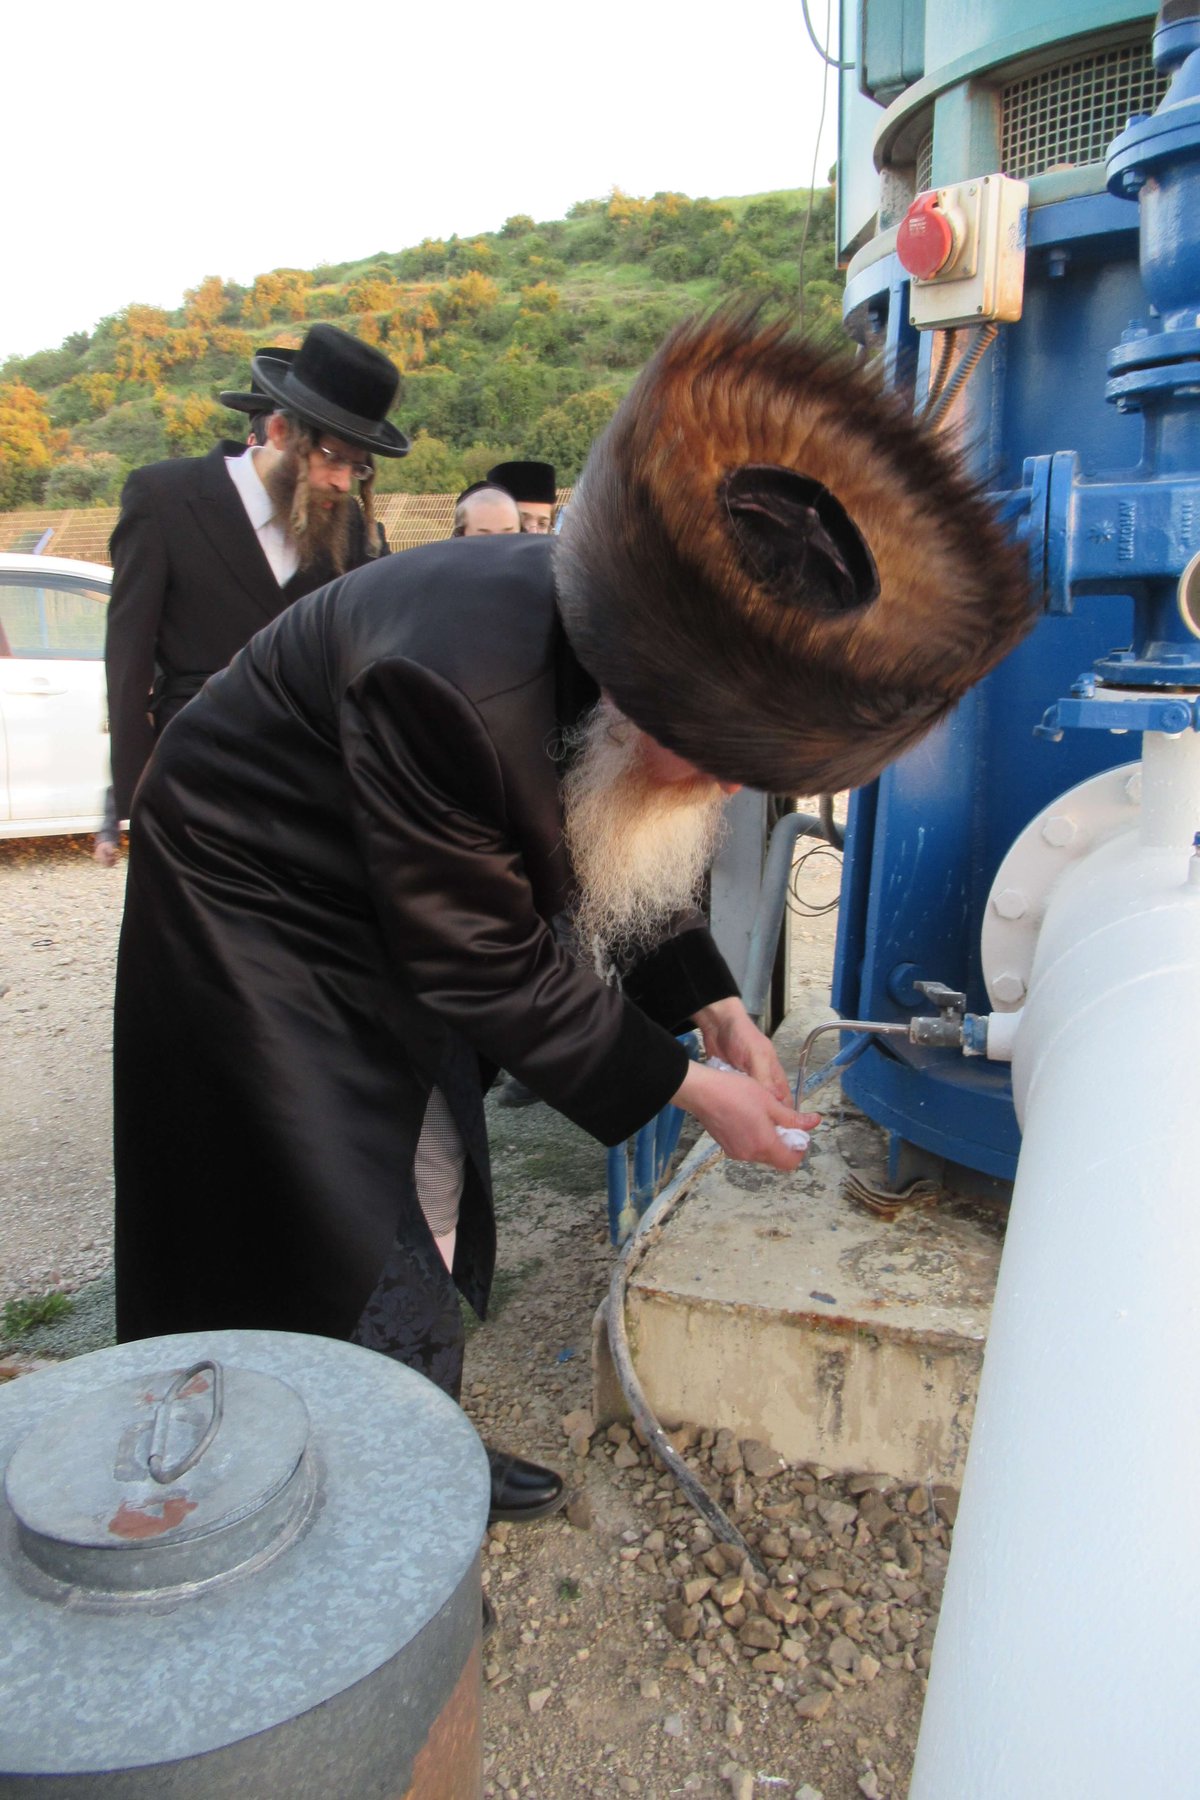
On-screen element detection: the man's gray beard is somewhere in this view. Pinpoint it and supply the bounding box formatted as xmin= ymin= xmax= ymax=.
xmin=262 ymin=448 xmax=354 ymax=573
xmin=561 ymin=702 xmax=728 ymax=973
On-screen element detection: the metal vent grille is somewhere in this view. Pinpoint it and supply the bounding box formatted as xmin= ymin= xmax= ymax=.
xmin=915 ymin=128 xmax=934 ymax=193
xmin=1001 ymin=42 xmax=1169 ymax=179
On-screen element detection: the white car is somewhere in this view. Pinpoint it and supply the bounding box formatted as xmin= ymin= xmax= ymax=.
xmin=0 ymin=552 xmax=112 ymax=839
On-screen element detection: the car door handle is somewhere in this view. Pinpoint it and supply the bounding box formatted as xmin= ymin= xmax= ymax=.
xmin=1 ymin=677 xmax=68 ymax=696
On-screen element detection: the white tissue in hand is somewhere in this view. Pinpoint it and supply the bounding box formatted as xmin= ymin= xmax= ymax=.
xmin=706 ymin=1058 xmax=809 ymax=1151
xmin=776 ymin=1127 xmax=811 ymax=1152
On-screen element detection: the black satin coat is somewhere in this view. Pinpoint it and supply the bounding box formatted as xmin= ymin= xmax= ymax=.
xmin=106 ymin=441 xmax=382 ymax=817
xmin=113 ymin=535 xmax=736 ymax=1348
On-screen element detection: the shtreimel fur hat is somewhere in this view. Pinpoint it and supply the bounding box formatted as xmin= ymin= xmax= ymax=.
xmin=555 ymin=307 xmax=1034 ymax=795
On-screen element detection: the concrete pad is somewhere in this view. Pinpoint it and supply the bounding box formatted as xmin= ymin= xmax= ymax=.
xmin=595 ymin=1017 xmax=1006 ymax=1486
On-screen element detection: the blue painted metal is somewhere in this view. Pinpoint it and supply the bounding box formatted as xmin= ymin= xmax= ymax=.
xmin=835 ymin=1 xmax=1200 ymax=1179
xmin=607 ymin=1035 xmax=699 ymax=1244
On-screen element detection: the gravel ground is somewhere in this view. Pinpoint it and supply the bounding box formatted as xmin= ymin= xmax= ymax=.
xmin=0 ymin=830 xmax=938 ymax=1797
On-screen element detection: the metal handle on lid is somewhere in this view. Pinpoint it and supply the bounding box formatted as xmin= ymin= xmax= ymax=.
xmin=148 ymin=1360 xmax=225 ymax=1485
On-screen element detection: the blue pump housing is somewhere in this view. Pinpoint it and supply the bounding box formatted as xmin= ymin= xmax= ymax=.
xmin=832 ymin=0 xmax=1200 ymax=1180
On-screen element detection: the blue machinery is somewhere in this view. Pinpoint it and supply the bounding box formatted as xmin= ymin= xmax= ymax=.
xmin=608 ymin=0 xmax=1200 ymax=1234
xmin=832 ymin=0 xmax=1200 ymax=1181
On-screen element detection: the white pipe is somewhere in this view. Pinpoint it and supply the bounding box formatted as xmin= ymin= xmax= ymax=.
xmin=910 ymin=728 xmax=1200 ymax=1799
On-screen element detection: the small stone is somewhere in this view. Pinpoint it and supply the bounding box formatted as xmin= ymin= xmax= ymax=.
xmin=664 ymin=1713 xmax=685 ymax=1738
xmin=796 ymin=1786 xmax=825 ymax=1800
xmin=724 ymin=1602 xmax=747 ymax=1629
xmin=759 ymin=1531 xmax=789 ymax=1560
xmin=713 ymin=1574 xmax=745 ymax=1609
xmin=712 ymin=1429 xmax=744 ymax=1476
xmin=665 ymin=1422 xmax=701 ymax=1453
xmin=613 ymin=1442 xmax=640 ymax=1469
xmin=753 ymin=1650 xmax=787 ymax=1673
xmin=781 ymin=1638 xmax=807 ymax=1664
xmin=796 ymin=1689 xmax=834 ymax=1721
xmin=740 ymin=1438 xmax=786 ymax=1478
xmin=817 ymin=1499 xmax=858 ymax=1533
xmin=859 ymin=1653 xmax=881 ymax=1682
xmin=725 ymin=1768 xmax=754 ymax=1800
xmin=857 ymin=1773 xmax=883 ymax=1799
xmin=664 ymin=1600 xmax=701 ymax=1642
xmin=763 ymin=1587 xmax=800 ymax=1625
xmin=527 ymin=1686 xmax=553 ymax=1714
xmin=806 ymin=1569 xmax=843 ymax=1592
xmin=561 ymin=1409 xmax=594 ymax=1437
xmin=566 ymin=1491 xmax=593 ymax=1530
xmin=568 ymin=1428 xmax=592 ymax=1459
xmin=702 ymin=1547 xmax=727 ymax=1575
xmin=682 ymin=1576 xmax=713 ymax=1606
xmin=724 ymin=1707 xmax=743 ymax=1740
xmin=639 ymin=1675 xmax=661 ymax=1700
xmin=643 ymin=1528 xmax=666 ymax=1555
xmin=847 ymin=1473 xmax=894 ymax=1496
xmin=932 ymin=1484 xmax=959 ymax=1525
xmin=907 ymin=1484 xmax=931 ymax=1516
xmin=827 ymin=1635 xmax=860 ymax=1673
xmin=858 ymin=1493 xmax=895 ymax=1535
xmin=618 ymin=1780 xmax=640 ymax=1796
xmin=738 ymin=1617 xmax=781 ymax=1652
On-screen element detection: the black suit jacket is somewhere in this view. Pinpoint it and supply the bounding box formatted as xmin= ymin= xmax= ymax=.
xmin=113 ymin=535 xmax=737 ymax=1346
xmin=105 ymin=440 xmax=382 ymax=815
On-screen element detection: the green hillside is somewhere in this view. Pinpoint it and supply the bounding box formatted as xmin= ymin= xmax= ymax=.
xmin=0 ymin=187 xmax=840 ymax=508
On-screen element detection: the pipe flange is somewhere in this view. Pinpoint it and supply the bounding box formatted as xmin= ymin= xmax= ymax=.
xmin=980 ymin=763 xmax=1141 ymax=1009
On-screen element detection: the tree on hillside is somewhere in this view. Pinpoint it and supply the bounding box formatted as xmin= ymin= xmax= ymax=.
xmin=43 ymin=451 xmax=123 ymax=507
xmin=528 ymin=386 xmax=619 ymax=482
xmin=113 ymin=305 xmax=174 ymax=385
xmin=438 ymin=271 xmax=501 ymax=324
xmin=156 ymin=389 xmax=226 ymax=457
xmin=242 ymin=269 xmax=312 ymax=326
xmin=0 ymin=382 xmax=67 ymax=508
xmin=374 ymin=429 xmax=464 ymax=494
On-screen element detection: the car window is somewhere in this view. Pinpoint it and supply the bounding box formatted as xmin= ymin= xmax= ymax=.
xmin=0 ymin=576 xmax=108 ymax=660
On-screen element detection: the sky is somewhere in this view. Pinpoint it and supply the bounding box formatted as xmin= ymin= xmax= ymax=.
xmin=1 ymin=0 xmax=842 ymax=364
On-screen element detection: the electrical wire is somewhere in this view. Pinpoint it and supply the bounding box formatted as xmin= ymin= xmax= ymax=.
xmin=922 ymin=321 xmax=999 ymax=428
xmin=798 ymin=0 xmax=835 ymax=329
xmin=923 ymin=329 xmax=958 ymax=411
xmin=801 ymin=0 xmax=854 ymax=68
xmin=786 ymin=840 xmax=843 ymax=917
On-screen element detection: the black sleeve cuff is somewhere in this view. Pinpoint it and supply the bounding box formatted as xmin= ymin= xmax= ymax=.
xmin=622 ymin=926 xmax=739 ymax=1034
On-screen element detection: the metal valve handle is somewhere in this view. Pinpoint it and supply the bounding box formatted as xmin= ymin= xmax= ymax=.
xmin=147 ymin=1359 xmax=225 ymax=1485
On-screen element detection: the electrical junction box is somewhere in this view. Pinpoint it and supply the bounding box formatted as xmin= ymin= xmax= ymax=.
xmin=896 ymin=174 xmax=1029 ymax=329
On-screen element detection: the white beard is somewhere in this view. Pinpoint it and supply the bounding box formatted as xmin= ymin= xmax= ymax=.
xmin=561 ymin=701 xmax=727 ymax=972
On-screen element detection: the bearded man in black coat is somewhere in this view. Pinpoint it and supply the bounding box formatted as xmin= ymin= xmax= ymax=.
xmin=113 ymin=310 xmax=1033 ymax=1518
xmin=104 ymin=326 xmax=408 ymax=819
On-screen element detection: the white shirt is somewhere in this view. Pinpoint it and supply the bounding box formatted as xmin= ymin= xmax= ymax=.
xmin=225 ymin=447 xmax=299 ymax=587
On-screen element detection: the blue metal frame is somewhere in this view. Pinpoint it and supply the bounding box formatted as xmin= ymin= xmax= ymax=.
xmin=606 ymin=1035 xmax=700 ymax=1244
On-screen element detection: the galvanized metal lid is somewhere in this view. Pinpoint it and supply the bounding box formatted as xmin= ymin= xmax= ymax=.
xmin=5 ymin=1358 xmax=311 ymax=1594
xmin=0 ymin=1330 xmax=490 ymax=1779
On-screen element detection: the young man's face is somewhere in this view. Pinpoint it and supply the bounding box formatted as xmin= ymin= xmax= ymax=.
xmin=517 ymin=501 xmax=555 ymax=535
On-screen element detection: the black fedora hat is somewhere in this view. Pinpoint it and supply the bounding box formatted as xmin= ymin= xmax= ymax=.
xmin=251 ymin=325 xmax=410 ymax=457
xmin=219 ymin=346 xmax=297 ymax=415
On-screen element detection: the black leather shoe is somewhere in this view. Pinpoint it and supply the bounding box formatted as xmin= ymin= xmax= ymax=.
xmin=486 ymin=1446 xmax=566 ymax=1523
